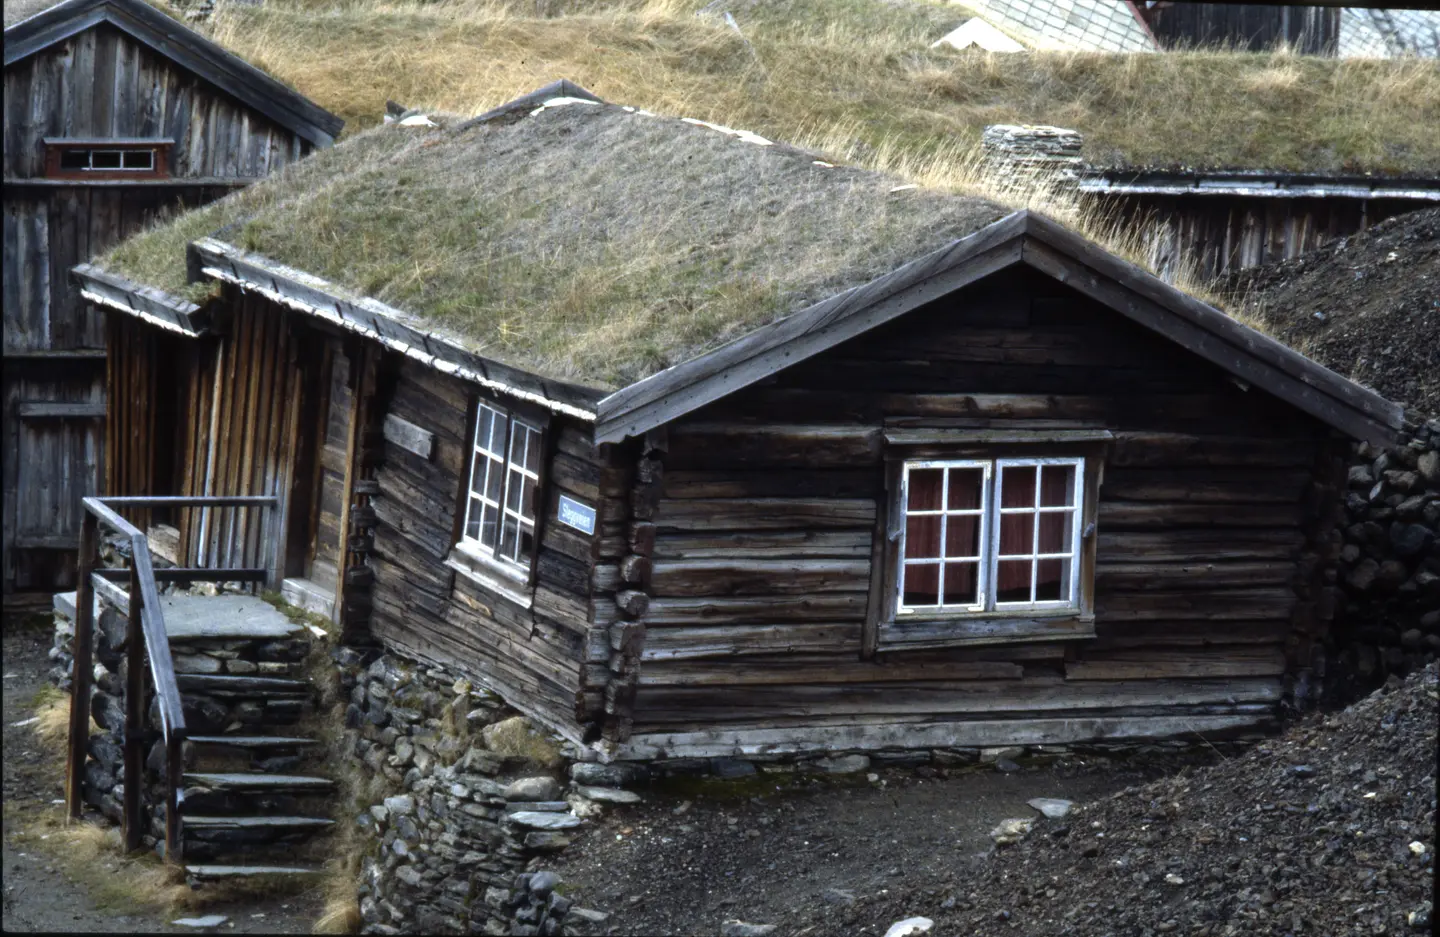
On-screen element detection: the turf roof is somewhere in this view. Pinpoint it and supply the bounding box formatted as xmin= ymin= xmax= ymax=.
xmin=98 ymin=95 xmax=1006 ymax=390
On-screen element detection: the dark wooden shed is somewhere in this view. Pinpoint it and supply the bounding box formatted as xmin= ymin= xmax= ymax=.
xmin=74 ymin=89 xmax=1402 ymax=759
xmin=2 ymin=0 xmax=341 ymax=606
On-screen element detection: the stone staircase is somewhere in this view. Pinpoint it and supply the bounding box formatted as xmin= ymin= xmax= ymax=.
xmin=57 ymin=591 xmax=339 ymax=883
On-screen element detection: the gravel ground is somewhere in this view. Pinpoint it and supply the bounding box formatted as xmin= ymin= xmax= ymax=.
xmin=550 ymin=753 xmax=1216 ymax=936
xmin=1 ymin=619 xmax=323 ymax=934
xmin=1227 ymin=206 xmax=1440 ymax=417
xmin=862 ymin=666 xmax=1438 ymax=937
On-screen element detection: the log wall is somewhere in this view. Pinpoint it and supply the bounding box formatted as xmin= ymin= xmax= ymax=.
xmin=366 ymin=359 xmax=603 ymax=743
xmin=628 ymin=269 xmax=1333 ymax=751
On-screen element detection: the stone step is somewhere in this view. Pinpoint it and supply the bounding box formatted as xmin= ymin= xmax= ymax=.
xmin=185 ymin=815 xmax=334 ymax=831
xmin=54 ymin=592 xmax=306 ymax=642
xmin=184 ymin=863 xmax=323 ymax=881
xmin=176 ymin=674 xmax=311 ymax=696
xmin=184 ymin=772 xmax=335 ymax=793
xmin=187 ymin=735 xmax=319 ymax=749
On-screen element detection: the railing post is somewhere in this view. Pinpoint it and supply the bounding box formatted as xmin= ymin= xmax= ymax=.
xmin=166 ymin=736 xmax=183 ymax=862
xmin=123 ymin=556 xmax=145 ymax=854
xmin=66 ymin=510 xmax=99 ymax=819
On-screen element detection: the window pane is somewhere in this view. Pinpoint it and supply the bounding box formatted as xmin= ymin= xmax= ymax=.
xmin=514 ymin=422 xmax=541 ymax=472
xmin=518 ymin=522 xmax=536 ymax=561
xmin=1036 ymin=558 xmax=1068 ymax=602
xmin=903 ymin=563 xmax=939 ymax=607
xmin=996 ymin=560 xmax=1033 ymax=603
xmin=466 ymin=498 xmax=483 ymax=541
xmin=487 ymin=409 xmax=508 ymax=454
xmin=908 ymin=469 xmax=942 ymax=512
xmin=944 ymin=514 xmax=980 ymax=559
xmin=500 ymin=515 xmax=519 ymax=560
xmin=943 ymin=562 xmax=978 ymax=606
xmin=517 ymin=475 xmax=537 ymax=522
xmin=479 ymin=502 xmax=499 ymax=549
xmin=1041 ymin=464 xmax=1075 ymax=507
xmin=505 ymin=469 xmax=525 ymax=513
xmin=91 ymin=150 xmax=122 ymax=169
xmin=946 ymin=468 xmax=983 ymax=510
xmin=905 ymin=514 xmax=941 ymax=560
xmin=1000 ymin=465 xmax=1036 ymax=508
xmin=121 ymin=150 xmax=153 ymax=169
xmin=468 ymin=447 xmax=488 ymax=499
xmin=485 ymin=455 xmax=504 ymax=505
xmin=59 ymin=149 xmax=89 ymax=169
xmin=998 ymin=512 xmax=1034 ymax=556
xmin=476 ymin=407 xmax=497 ymax=454
xmin=1037 ymin=510 xmax=1074 ymax=555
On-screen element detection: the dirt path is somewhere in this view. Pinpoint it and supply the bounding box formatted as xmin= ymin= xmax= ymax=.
xmin=551 ymin=754 xmax=1208 ymax=935
xmin=1 ymin=620 xmax=323 ymax=934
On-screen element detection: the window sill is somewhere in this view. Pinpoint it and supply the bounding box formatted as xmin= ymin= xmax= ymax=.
xmin=877 ymin=613 xmax=1094 ymax=651
xmin=445 ymin=546 xmax=533 ymax=611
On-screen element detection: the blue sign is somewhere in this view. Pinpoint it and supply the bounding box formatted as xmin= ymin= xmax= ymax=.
xmin=557 ymin=495 xmax=597 ymax=536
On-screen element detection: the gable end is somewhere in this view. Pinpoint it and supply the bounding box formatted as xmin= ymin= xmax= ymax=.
xmin=595 ymin=211 xmax=1403 ymax=446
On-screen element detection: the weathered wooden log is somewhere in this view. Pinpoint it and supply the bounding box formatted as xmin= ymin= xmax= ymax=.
xmin=616 ymin=590 xmax=650 ymax=618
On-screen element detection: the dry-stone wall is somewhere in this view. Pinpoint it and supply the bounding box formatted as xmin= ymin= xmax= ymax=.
xmin=336 ymin=651 xmax=613 ymax=936
xmin=1326 ymin=416 xmax=1440 ymax=701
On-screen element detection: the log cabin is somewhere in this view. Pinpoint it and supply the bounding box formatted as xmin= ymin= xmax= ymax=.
xmin=2 ymin=0 xmax=341 ymax=606
xmin=71 ymin=84 xmax=1404 ymax=760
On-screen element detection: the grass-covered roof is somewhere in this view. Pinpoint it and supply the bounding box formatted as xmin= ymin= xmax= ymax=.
xmin=100 ymin=97 xmax=1006 ymax=390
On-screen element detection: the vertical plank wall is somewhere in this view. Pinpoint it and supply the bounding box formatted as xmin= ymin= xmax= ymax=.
xmin=2 ymin=21 xmax=312 ymax=596
xmin=630 ymin=269 xmax=1332 ymax=746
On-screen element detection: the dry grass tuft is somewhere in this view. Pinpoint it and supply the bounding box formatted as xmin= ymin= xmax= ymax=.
xmin=29 ymin=683 xmax=74 ymax=744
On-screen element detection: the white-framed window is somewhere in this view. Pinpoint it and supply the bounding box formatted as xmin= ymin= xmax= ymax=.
xmin=898 ymin=457 xmax=1084 ymax=615
xmin=460 ymin=401 xmax=541 ymax=577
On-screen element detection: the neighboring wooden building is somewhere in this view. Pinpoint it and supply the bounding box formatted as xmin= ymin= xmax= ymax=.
xmin=1077 ymin=170 xmax=1440 ymax=282
xmin=1140 ymin=3 xmax=1340 ymax=55
xmin=75 ymin=87 xmax=1402 ymax=758
xmin=2 ymin=0 xmax=341 ymax=605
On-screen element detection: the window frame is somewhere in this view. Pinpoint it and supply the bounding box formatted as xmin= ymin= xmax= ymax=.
xmin=896 ymin=456 xmax=1085 ymax=617
xmin=868 ymin=437 xmax=1107 ymax=655
xmin=43 ymin=138 xmax=172 ymax=181
xmin=451 ymin=397 xmax=546 ymax=591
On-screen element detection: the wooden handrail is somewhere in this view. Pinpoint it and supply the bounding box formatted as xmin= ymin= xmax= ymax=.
xmin=98 ymin=495 xmax=278 ymax=508
xmin=66 ymin=493 xmax=276 ymax=861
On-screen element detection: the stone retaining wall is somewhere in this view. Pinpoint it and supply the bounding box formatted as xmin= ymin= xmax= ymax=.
xmin=1326 ymin=416 xmax=1440 ymax=701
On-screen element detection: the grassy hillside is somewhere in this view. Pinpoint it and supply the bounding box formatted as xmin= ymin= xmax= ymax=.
xmin=198 ymin=0 xmax=1440 ymax=175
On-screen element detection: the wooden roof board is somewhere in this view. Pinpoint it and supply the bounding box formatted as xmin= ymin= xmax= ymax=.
xmin=593 ymin=209 xmax=1403 ymax=446
xmin=4 ymin=0 xmax=343 ymax=147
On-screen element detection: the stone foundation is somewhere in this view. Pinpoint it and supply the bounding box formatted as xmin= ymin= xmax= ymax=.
xmin=336 ymin=651 xmax=611 ymax=936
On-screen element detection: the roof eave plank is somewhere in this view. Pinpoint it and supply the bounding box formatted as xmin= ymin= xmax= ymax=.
xmin=1021 ymin=213 xmax=1404 ymax=443
xmin=1019 ymin=240 xmax=1398 ymax=446
xmin=187 ymin=238 xmax=604 ymax=421
xmin=72 ymin=262 xmax=210 ymax=336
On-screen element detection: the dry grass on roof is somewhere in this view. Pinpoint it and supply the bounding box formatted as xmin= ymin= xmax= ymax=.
xmin=103 ymin=103 xmax=1007 ymax=389
xmin=196 ymin=0 xmax=1440 ymax=175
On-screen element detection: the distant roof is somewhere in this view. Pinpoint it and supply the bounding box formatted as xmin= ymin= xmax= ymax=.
xmin=80 ymin=83 xmax=1402 ymax=444
xmin=4 ymin=0 xmax=343 ymax=146
xmin=1340 ymin=8 xmax=1440 ymax=58
xmin=963 ymin=0 xmax=1156 ymax=53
